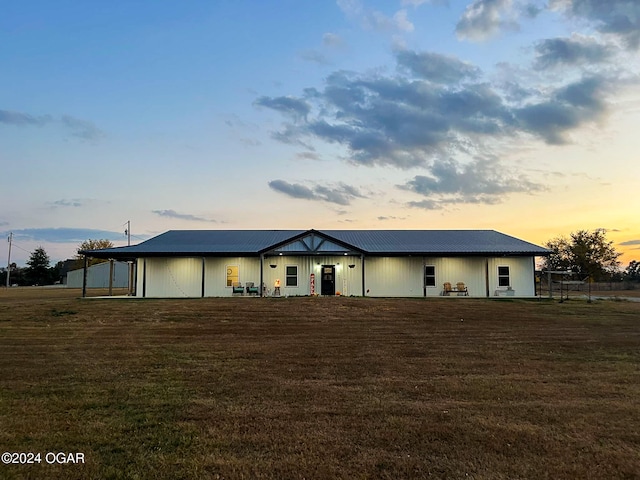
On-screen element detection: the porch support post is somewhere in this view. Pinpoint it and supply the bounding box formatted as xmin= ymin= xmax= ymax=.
xmin=485 ymin=258 xmax=490 ymax=297
xmin=361 ymin=254 xmax=366 ymax=297
xmin=82 ymin=255 xmax=88 ymax=298
xmin=108 ymin=259 xmax=114 ymax=296
xmin=201 ymin=257 xmax=206 ymax=298
xmin=260 ymin=253 xmax=264 ymax=297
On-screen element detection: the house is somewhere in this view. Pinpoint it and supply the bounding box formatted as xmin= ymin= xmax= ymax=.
xmin=80 ymin=229 xmax=549 ymax=298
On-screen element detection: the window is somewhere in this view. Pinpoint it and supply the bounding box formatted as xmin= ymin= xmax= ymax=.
xmin=498 ymin=266 xmax=510 ymax=287
xmin=226 ymin=265 xmax=239 ymax=287
xmin=285 ymin=265 xmax=298 ymax=287
xmin=424 ymin=265 xmax=436 ymax=287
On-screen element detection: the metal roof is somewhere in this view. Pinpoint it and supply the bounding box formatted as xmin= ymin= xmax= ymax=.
xmin=82 ymin=229 xmax=549 ymax=259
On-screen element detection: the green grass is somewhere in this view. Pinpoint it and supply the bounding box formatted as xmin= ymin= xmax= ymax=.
xmin=0 ymin=289 xmax=639 ymax=479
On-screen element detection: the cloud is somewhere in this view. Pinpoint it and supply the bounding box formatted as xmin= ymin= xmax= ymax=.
xmin=323 ymin=32 xmax=344 ymax=48
xmin=534 ymin=35 xmax=613 ymax=69
xmin=515 ymin=75 xmax=608 ymax=144
xmin=560 ymin=0 xmax=640 ymax=49
xmin=61 ymin=115 xmax=105 ymax=142
xmin=268 ymin=179 xmax=366 ymax=205
xmin=258 ymin=67 xmax=513 ymax=168
xmin=400 ymin=156 xmax=545 ymax=209
xmin=402 ymin=0 xmax=447 ymax=6
xmin=0 ymin=109 xmax=53 ymax=126
xmin=0 ymin=109 xmax=104 ymax=142
xmin=337 ymin=0 xmax=414 ymax=33
xmin=50 ymin=199 xmax=84 ymax=208
xmin=456 ymin=0 xmax=517 ymax=41
xmin=619 ymin=240 xmax=640 ymax=246
xmin=299 ymin=50 xmax=330 ymax=65
xmin=254 ymin=96 xmax=311 ymax=121
xmin=152 ymin=210 xmax=218 ymax=222
xmin=296 ymin=151 xmax=322 ymax=161
xmin=396 ymin=50 xmax=480 ymax=84
xmin=5 ymin=228 xmax=125 ymax=243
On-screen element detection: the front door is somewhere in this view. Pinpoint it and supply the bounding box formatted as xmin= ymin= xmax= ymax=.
xmin=321 ymin=265 xmax=335 ymax=296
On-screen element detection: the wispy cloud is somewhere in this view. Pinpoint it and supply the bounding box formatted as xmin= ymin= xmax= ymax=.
xmin=558 ymin=0 xmax=640 ymax=49
xmin=152 ymin=210 xmax=219 ymax=222
xmin=337 ymin=0 xmax=414 ymax=33
xmin=620 ymin=239 xmax=640 ymax=246
xmin=534 ymin=35 xmax=613 ymax=69
xmin=0 ymin=109 xmax=53 ymax=126
xmin=49 ymin=199 xmax=85 ymax=208
xmin=400 ymin=156 xmax=545 ymax=209
xmin=396 ymin=50 xmax=480 ymax=83
xmin=269 ymin=180 xmax=366 ymax=205
xmin=456 ymin=0 xmax=517 ymax=41
xmin=61 ymin=115 xmax=105 ymax=142
xmin=4 ymin=228 xmax=125 ymax=243
xmin=0 ymin=109 xmax=104 ymax=142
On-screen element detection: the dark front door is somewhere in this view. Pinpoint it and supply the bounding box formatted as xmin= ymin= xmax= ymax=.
xmin=321 ymin=265 xmax=335 ymax=296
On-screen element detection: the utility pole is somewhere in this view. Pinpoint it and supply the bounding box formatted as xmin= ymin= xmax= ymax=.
xmin=6 ymin=232 xmax=12 ymax=288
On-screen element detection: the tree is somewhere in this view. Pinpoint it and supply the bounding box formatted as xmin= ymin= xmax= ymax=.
xmin=75 ymin=239 xmax=114 ymax=267
xmin=625 ymin=260 xmax=640 ymax=282
xmin=543 ymin=229 xmax=621 ymax=281
xmin=26 ymin=246 xmax=52 ymax=285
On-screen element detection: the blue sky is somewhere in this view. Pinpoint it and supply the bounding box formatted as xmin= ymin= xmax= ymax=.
xmin=2 ymin=0 xmax=639 ymax=267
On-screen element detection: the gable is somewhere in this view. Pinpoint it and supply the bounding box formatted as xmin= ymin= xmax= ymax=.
xmin=264 ymin=231 xmax=362 ymax=255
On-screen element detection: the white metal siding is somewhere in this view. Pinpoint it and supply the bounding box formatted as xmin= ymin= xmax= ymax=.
xmin=364 ymin=257 xmax=424 ymax=297
xmin=263 ymin=256 xmax=363 ymax=296
xmin=204 ymin=257 xmax=261 ymax=297
xmin=142 ymin=257 xmax=203 ymax=297
xmin=488 ymin=257 xmax=536 ymax=297
xmin=423 ymin=257 xmax=486 ymax=297
xmin=66 ymin=261 xmax=132 ymax=289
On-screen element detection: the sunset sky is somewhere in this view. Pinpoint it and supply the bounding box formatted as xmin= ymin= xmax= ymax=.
xmin=2 ymin=0 xmax=639 ymax=267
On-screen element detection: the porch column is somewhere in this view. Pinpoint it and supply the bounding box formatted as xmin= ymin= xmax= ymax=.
xmin=361 ymin=254 xmax=366 ymax=297
xmin=260 ymin=253 xmax=264 ymax=297
xmin=82 ymin=255 xmax=88 ymax=298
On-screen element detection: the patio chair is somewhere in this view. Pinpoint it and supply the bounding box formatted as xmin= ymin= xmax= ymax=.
xmin=245 ymin=282 xmax=260 ymax=296
xmin=442 ymin=282 xmax=453 ymax=296
xmin=232 ymin=282 xmax=244 ymax=296
xmin=456 ymin=282 xmax=468 ymax=296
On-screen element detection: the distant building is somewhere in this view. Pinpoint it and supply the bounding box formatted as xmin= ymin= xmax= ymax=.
xmin=66 ymin=260 xmax=132 ymax=289
xmin=80 ymin=229 xmax=550 ymax=298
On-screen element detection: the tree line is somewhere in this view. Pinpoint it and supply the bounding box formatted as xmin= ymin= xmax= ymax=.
xmin=2 ymin=239 xmax=113 ymax=286
xmin=2 ymin=232 xmax=640 ymax=286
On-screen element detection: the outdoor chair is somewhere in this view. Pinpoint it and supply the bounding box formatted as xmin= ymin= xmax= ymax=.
xmin=456 ymin=282 xmax=468 ymax=296
xmin=442 ymin=282 xmax=453 ymax=296
xmin=232 ymin=282 xmax=244 ymax=296
xmin=245 ymin=282 xmax=260 ymax=296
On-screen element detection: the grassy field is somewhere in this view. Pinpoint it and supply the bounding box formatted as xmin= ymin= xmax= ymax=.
xmin=1 ymin=288 xmax=639 ymax=479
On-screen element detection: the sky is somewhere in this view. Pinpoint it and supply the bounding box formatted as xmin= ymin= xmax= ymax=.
xmin=1 ymin=0 xmax=639 ymax=268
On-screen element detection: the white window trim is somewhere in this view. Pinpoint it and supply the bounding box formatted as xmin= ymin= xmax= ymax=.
xmin=285 ymin=265 xmax=298 ymax=287
xmin=226 ymin=265 xmax=240 ymax=288
xmin=497 ymin=265 xmax=511 ymax=288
